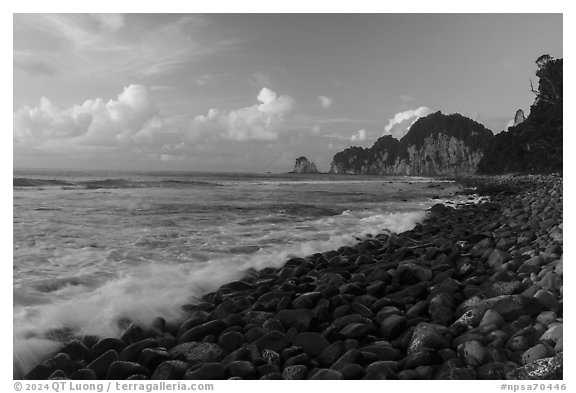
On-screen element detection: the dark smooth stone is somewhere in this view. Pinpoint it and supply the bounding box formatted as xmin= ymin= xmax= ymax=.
xmin=119 ymin=338 xmax=158 ymax=362
xmin=138 ymin=348 xmax=170 ymax=371
xmin=178 ymin=320 xmax=228 ymax=343
xmin=168 ymin=342 xmax=227 ymax=366
xmin=310 ymin=369 xmax=343 ymax=380
xmin=60 ymin=340 xmax=92 ymax=362
xmin=90 ymin=337 xmax=125 ymax=360
xmin=105 ymin=361 xmax=150 ymax=379
xmin=225 ymin=360 xmax=256 ymax=379
xmin=87 ymin=350 xmax=119 ymax=379
xmin=254 ymin=331 xmax=291 ymax=353
xmin=151 ymin=360 xmax=189 ymax=380
xmin=282 ymin=365 xmax=308 ymax=380
xmin=69 ymin=368 xmax=98 ymax=380
xmin=292 ymin=332 xmax=330 ymax=357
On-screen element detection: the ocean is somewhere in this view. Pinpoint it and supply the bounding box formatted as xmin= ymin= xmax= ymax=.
xmin=13 ymin=168 xmax=461 ymax=377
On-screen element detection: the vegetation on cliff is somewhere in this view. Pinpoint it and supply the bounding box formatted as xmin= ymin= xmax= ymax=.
xmin=330 ymin=112 xmax=493 ymax=175
xmin=477 ymin=56 xmax=563 ymax=174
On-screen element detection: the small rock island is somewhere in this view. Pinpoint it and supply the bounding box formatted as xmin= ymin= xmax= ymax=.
xmin=291 ymin=157 xmax=320 ymax=174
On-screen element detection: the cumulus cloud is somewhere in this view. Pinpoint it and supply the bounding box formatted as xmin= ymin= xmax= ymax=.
xmin=383 ymin=106 xmax=433 ymax=139
xmin=318 ymin=96 xmax=333 ymax=108
xmin=13 ymin=84 xmax=168 ymax=150
xmin=190 ymin=87 xmax=295 ymax=141
xmin=350 ymin=129 xmax=367 ymax=142
xmin=399 ymin=94 xmax=414 ymax=103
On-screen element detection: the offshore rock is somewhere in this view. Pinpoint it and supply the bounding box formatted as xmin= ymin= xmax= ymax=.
xmin=291 ymin=157 xmax=320 ymax=174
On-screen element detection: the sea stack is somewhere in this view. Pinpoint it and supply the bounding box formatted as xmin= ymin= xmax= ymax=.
xmin=513 ymin=109 xmax=526 ymax=126
xmin=292 ymin=157 xmax=320 ymax=174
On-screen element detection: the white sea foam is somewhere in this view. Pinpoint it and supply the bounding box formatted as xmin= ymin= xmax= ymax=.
xmin=13 ymin=208 xmax=426 ymax=378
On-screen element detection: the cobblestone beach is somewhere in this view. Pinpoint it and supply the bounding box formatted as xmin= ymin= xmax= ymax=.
xmin=24 ymin=174 xmax=563 ymax=380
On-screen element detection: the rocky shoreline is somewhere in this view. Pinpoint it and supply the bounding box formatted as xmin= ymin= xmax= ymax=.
xmin=24 ymin=174 xmax=563 ymax=380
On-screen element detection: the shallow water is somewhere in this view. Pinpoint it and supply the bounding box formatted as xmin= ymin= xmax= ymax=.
xmin=13 ymin=168 xmax=459 ymax=377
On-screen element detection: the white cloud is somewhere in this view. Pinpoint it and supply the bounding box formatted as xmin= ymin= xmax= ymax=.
xmin=383 ymin=106 xmax=433 ymax=139
xmin=311 ymin=125 xmax=321 ymax=134
xmin=318 ymin=96 xmax=333 ymax=108
xmin=400 ymin=94 xmax=414 ymax=102
xmin=190 ymin=87 xmax=295 ymax=141
xmin=351 ymin=129 xmax=367 ymax=142
xmin=13 ymin=84 xmax=171 ymax=150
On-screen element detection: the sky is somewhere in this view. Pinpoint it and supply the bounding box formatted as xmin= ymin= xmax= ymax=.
xmin=13 ymin=13 xmax=563 ymax=172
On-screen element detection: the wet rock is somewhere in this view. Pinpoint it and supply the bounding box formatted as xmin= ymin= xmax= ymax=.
xmin=533 ymin=290 xmax=560 ymax=312
xmin=310 ymin=369 xmax=343 ymax=380
xmin=261 ymin=349 xmax=281 ymax=367
xmin=318 ymin=340 xmax=345 ymax=367
xmin=260 ymin=372 xmax=283 ymax=380
xmin=276 ymin=309 xmax=315 ymax=332
xmin=363 ymin=361 xmax=397 ymax=379
xmin=458 ymin=340 xmax=487 ymax=367
xmin=330 ymin=349 xmax=363 ymax=372
xmin=283 ymin=353 xmax=310 ymax=368
xmin=282 ymin=365 xmax=308 ymax=380
xmin=69 ymin=368 xmax=98 ymax=380
xmin=60 ymin=340 xmax=92 ymax=362
xmin=138 ymin=348 xmax=170 ymax=371
xmin=487 ymin=249 xmax=510 ymax=269
xmin=477 ymin=362 xmax=517 ymax=379
xmin=484 ymin=295 xmax=545 ymax=322
xmin=90 ymin=337 xmax=125 ymax=360
xmin=536 ymin=311 xmax=558 ymax=327
xmin=506 ymin=353 xmax=563 ymax=379
xmin=119 ymin=338 xmax=158 ymax=362
xmin=218 ymin=331 xmax=245 ymax=352
xmin=339 ymin=323 xmax=371 ymax=338
xmin=479 ymin=310 xmax=506 ymax=328
xmin=184 ymin=363 xmax=226 ymax=380
xmin=119 ymin=324 xmax=146 ymax=345
xmin=522 ymin=344 xmax=553 ymax=365
xmin=292 ymin=332 xmax=330 ymax=357
xmin=407 ymin=323 xmax=449 ymax=354
xmin=48 ymin=370 xmax=67 ymax=379
xmin=25 ymin=364 xmax=54 ymax=380
xmin=292 ymin=292 xmax=322 ymax=309
xmin=379 ymin=314 xmax=408 ymax=339
xmin=254 ymin=331 xmax=291 ymax=353
xmin=485 ymin=281 xmax=523 ymax=297
xmin=168 ymin=342 xmax=227 ymax=366
xmin=402 ymin=349 xmax=439 ymax=369
xmin=151 ymin=360 xmax=189 ymax=380
xmin=240 ymin=326 xmax=263 ymax=343
xmin=87 ymin=350 xmax=119 ymax=379
xmin=225 ymin=360 xmax=256 ymax=379
xmin=178 ymin=320 xmax=227 ymax=343
xmin=105 ymin=361 xmax=150 ymax=379
xmin=360 ymin=343 xmax=402 ymax=361
xmin=540 ymin=324 xmax=562 ymax=344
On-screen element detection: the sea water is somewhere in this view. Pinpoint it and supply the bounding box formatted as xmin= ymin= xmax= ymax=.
xmin=13 ymin=168 xmax=459 ymax=377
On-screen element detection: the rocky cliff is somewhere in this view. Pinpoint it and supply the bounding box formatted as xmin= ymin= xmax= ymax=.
xmin=292 ymin=157 xmax=320 ymax=174
xmin=477 ymin=56 xmax=562 ymax=175
xmin=329 ymin=112 xmax=493 ymax=176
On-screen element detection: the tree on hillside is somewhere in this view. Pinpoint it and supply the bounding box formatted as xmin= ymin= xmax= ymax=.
xmin=530 ymin=54 xmax=563 ymax=106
